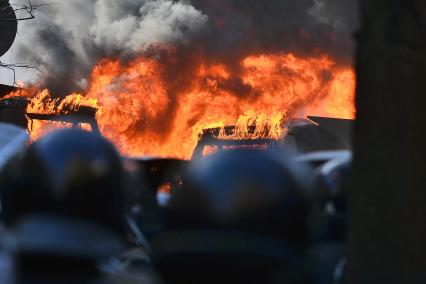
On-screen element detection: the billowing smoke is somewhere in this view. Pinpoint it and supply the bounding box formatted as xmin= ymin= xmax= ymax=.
xmin=8 ymin=0 xmax=357 ymax=95
xmin=90 ymin=0 xmax=207 ymax=53
xmin=190 ymin=0 xmax=357 ymax=63
xmin=8 ymin=0 xmax=208 ymax=94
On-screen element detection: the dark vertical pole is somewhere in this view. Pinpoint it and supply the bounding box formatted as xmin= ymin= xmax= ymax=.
xmin=349 ymin=1 xmax=426 ymax=283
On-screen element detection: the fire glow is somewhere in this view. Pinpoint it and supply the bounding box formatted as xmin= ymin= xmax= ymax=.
xmin=7 ymin=52 xmax=355 ymax=159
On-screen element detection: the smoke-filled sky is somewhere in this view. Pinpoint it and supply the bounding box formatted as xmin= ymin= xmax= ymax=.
xmin=0 ymin=0 xmax=358 ymax=89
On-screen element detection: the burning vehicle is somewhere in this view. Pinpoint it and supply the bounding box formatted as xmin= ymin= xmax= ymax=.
xmin=0 ymin=88 xmax=100 ymax=137
xmin=0 ymin=1 xmax=357 ymax=160
xmin=192 ymin=116 xmax=352 ymax=160
xmin=1 ymin=84 xmax=353 ymax=163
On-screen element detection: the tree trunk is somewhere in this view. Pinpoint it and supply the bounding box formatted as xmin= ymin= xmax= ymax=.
xmin=349 ymin=1 xmax=426 ymax=283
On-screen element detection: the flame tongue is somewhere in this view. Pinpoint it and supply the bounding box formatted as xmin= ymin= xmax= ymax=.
xmin=215 ymin=112 xmax=288 ymax=141
xmin=5 ymin=51 xmax=355 ymax=159
xmin=26 ymin=90 xmax=98 ymax=115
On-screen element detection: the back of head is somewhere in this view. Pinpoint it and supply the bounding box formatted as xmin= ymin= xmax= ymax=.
xmin=156 ymin=150 xmax=311 ymax=284
xmin=0 ymin=129 xmax=130 ymax=282
xmin=1 ymin=129 xmax=125 ymax=234
xmin=169 ymin=149 xmax=309 ymax=245
xmin=309 ymin=156 xmax=351 ymax=242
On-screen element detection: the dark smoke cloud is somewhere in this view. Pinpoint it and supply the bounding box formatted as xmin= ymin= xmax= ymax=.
xmin=17 ymin=22 xmax=93 ymax=96
xmin=145 ymin=0 xmax=359 ymax=107
xmin=189 ymin=0 xmax=358 ymax=66
xmin=8 ymin=0 xmax=358 ymax=98
xmin=9 ymin=0 xmax=208 ymax=94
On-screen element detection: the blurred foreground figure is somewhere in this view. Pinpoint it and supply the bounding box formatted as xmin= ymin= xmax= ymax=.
xmin=309 ymin=155 xmax=351 ymax=242
xmin=152 ymin=149 xmax=311 ymax=284
xmin=0 ymin=230 xmax=18 ymax=284
xmin=0 ymin=123 xmax=28 ymax=171
xmin=307 ymin=155 xmax=351 ymax=284
xmin=0 ymin=129 xmax=159 ymax=284
xmin=0 ymin=123 xmax=29 ymax=212
xmin=0 ymin=124 xmax=29 ymax=284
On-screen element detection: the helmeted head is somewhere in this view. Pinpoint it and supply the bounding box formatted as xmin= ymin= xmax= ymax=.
xmin=1 ymin=129 xmax=125 ymax=234
xmin=308 ymin=155 xmax=351 ymax=242
xmin=168 ymin=149 xmax=310 ymax=245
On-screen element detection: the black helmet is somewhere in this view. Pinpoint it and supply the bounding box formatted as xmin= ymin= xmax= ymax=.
xmin=0 ymin=228 xmax=17 ymax=284
xmin=1 ymin=129 xmax=125 ymax=234
xmin=308 ymin=155 xmax=351 ymax=242
xmin=0 ymin=123 xmax=28 ymax=171
xmin=168 ymin=149 xmax=309 ymax=245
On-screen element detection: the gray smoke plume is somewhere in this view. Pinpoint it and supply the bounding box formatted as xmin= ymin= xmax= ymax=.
xmin=90 ymin=0 xmax=207 ymax=53
xmin=189 ymin=0 xmax=358 ymax=65
xmin=6 ymin=0 xmax=208 ymax=94
xmin=6 ymin=0 xmax=358 ymax=95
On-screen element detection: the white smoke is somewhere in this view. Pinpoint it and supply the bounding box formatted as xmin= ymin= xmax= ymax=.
xmin=0 ymin=0 xmax=208 ymax=87
xmin=91 ymin=0 xmax=207 ymax=52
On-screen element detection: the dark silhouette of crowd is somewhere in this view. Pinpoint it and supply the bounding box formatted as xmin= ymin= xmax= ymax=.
xmin=0 ymin=123 xmax=351 ymax=284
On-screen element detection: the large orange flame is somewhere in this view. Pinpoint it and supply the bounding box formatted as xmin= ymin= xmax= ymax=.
xmin=5 ymin=52 xmax=355 ymax=159
xmin=26 ymin=90 xmax=98 ymax=115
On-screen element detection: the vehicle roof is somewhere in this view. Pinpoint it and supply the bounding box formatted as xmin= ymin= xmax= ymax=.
xmin=192 ymin=117 xmax=351 ymax=159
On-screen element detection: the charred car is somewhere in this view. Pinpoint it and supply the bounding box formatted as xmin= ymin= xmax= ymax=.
xmin=0 ymin=94 xmax=100 ymax=134
xmin=192 ymin=117 xmax=353 ymax=160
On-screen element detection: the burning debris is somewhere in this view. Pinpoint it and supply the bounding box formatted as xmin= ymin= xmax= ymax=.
xmin=0 ymin=89 xmax=100 ymax=138
xmin=211 ymin=112 xmax=287 ymax=141
xmin=25 ymin=90 xmax=98 ymax=116
xmin=192 ymin=117 xmax=350 ymax=159
xmin=4 ymin=0 xmax=357 ymax=159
